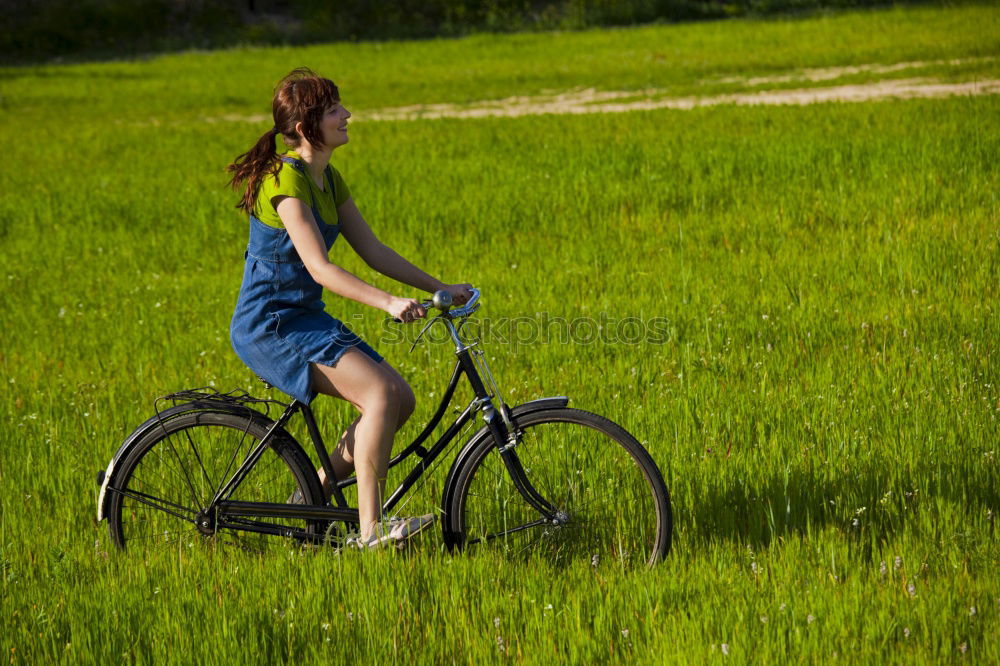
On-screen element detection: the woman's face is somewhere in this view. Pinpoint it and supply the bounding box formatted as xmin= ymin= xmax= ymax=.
xmin=322 ymin=101 xmax=352 ymax=149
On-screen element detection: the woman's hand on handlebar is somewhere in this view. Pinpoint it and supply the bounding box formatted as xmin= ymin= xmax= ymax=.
xmin=440 ymin=283 xmax=475 ymax=306
xmin=386 ymin=296 xmax=427 ymax=323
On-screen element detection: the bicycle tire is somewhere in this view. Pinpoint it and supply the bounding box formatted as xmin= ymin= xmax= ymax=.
xmin=446 ymin=408 xmax=672 ymax=568
xmin=107 ymin=408 xmax=325 ymax=551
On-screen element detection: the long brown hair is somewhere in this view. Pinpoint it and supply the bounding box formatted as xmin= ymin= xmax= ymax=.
xmin=227 ymin=68 xmax=341 ymax=215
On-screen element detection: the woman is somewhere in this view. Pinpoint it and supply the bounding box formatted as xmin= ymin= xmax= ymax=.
xmin=228 ymin=68 xmax=472 ymax=549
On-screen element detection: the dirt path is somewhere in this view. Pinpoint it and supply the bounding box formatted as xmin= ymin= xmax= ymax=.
xmin=362 ymin=77 xmax=1000 ymax=121
xmin=712 ymin=56 xmax=994 ymax=86
xmin=205 ymin=57 xmax=999 ymax=124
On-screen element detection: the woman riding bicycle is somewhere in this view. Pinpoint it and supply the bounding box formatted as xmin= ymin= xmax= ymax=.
xmin=227 ymin=68 xmax=472 ymax=549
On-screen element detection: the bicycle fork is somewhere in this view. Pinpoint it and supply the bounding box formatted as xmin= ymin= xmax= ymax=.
xmin=453 ymin=330 xmax=566 ymax=526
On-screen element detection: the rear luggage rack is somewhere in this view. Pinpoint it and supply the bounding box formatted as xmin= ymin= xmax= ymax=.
xmin=155 ymin=386 xmax=290 ymax=415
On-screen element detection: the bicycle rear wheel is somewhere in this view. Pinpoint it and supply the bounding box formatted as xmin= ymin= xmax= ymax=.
xmin=447 ymin=408 xmax=672 ymax=568
xmin=107 ymin=408 xmax=325 ymax=552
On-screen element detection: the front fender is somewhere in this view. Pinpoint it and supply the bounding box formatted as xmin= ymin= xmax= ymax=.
xmin=96 ymin=401 xmax=276 ymax=522
xmin=439 ymin=396 xmax=568 ymax=535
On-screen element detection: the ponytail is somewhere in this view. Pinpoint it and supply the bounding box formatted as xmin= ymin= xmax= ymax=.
xmin=227 ymin=127 xmax=282 ymax=215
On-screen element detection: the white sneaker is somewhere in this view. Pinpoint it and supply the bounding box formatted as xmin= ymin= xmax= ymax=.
xmin=347 ymin=514 xmax=436 ymax=550
xmin=386 ymin=514 xmax=436 ymax=541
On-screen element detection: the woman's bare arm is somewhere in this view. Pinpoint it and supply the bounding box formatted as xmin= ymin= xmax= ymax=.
xmin=337 ymin=197 xmax=448 ymax=293
xmin=275 ymin=195 xmax=426 ymax=321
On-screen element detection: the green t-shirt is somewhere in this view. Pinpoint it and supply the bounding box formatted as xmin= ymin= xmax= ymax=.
xmin=254 ymin=151 xmax=352 ymax=228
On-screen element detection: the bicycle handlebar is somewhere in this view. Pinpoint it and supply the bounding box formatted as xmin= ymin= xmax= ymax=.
xmin=391 ymin=287 xmax=480 ymax=324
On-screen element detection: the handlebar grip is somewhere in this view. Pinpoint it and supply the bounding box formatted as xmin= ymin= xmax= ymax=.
xmin=389 ymin=289 xmax=479 ymax=323
xmin=390 ymin=300 xmax=434 ymax=323
xmin=448 ymin=287 xmax=480 ymax=317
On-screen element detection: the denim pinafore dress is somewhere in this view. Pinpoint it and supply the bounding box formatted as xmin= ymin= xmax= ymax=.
xmin=230 ymin=157 xmax=383 ymax=404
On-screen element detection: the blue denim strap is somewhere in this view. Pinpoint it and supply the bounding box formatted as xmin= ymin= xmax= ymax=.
xmin=279 ymin=157 xmax=318 ymax=211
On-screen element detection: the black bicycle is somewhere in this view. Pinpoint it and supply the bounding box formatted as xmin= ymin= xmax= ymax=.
xmin=96 ymin=289 xmax=672 ymax=567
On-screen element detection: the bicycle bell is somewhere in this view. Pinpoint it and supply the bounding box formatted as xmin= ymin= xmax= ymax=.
xmin=432 ymin=290 xmax=453 ymax=311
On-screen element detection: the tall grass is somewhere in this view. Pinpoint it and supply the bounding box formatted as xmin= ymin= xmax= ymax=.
xmin=1 ymin=4 xmax=998 ymax=663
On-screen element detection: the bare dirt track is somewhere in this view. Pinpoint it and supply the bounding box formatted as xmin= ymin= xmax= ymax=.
xmin=206 ymin=57 xmax=999 ymax=124
xmin=361 ymin=77 xmax=1000 ymax=121
xmin=711 ymin=56 xmax=994 ymax=86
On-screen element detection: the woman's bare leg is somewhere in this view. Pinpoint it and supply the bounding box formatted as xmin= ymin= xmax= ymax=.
xmin=317 ymin=360 xmax=416 ymax=495
xmin=309 ymin=351 xmax=402 ymax=540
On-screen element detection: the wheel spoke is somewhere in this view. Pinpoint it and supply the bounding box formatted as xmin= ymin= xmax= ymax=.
xmin=215 ymin=422 xmax=253 ymax=499
xmin=182 ymin=426 xmax=217 ymax=493
xmin=466 ymin=517 xmax=550 ymax=545
xmin=133 ymin=441 xmax=201 ymax=501
xmin=161 ymin=430 xmax=207 ymax=511
xmin=111 ymin=486 xmax=199 ymax=523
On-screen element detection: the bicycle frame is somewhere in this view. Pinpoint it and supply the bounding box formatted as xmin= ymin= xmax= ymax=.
xmin=200 ymin=314 xmax=563 ymax=543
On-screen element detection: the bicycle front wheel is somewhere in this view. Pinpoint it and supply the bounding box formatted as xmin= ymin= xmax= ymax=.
xmin=107 ymin=408 xmax=325 ymax=552
xmin=447 ymin=408 xmax=672 ymax=568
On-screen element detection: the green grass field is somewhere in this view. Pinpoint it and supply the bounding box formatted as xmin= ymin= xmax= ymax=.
xmin=2 ymin=3 xmax=999 ymax=662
